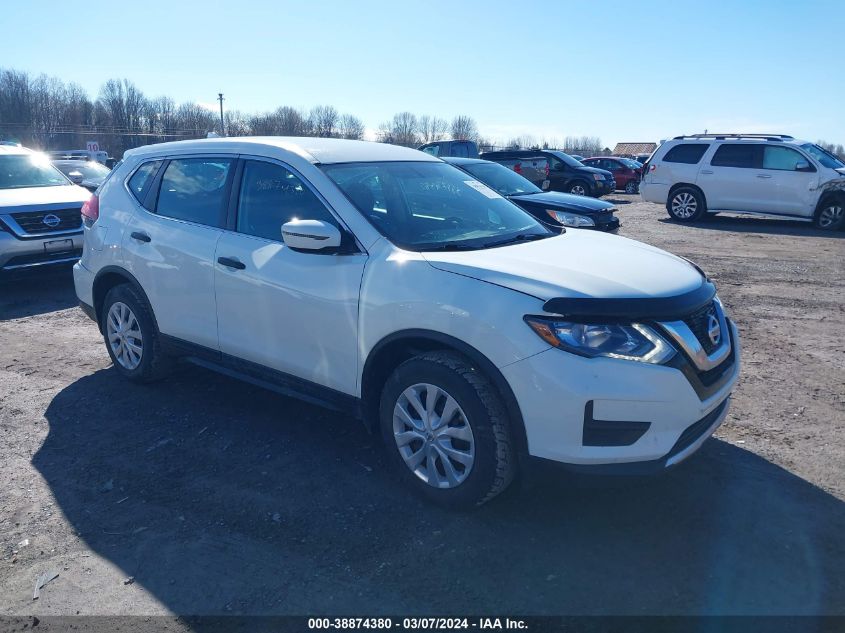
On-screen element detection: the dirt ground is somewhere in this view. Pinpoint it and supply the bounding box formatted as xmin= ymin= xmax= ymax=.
xmin=0 ymin=195 xmax=843 ymax=618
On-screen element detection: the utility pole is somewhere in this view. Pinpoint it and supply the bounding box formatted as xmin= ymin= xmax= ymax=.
xmin=217 ymin=93 xmax=225 ymax=136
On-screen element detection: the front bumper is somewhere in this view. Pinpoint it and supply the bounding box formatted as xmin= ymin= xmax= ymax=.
xmin=0 ymin=230 xmax=83 ymax=271
xmin=502 ymin=320 xmax=740 ymax=468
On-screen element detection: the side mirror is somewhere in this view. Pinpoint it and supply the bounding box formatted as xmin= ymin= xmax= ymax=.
xmin=281 ymin=219 xmax=342 ymax=252
xmin=795 ymin=160 xmax=815 ymax=173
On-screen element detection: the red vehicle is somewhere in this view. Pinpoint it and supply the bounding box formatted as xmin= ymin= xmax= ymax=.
xmin=581 ymin=156 xmax=643 ymax=194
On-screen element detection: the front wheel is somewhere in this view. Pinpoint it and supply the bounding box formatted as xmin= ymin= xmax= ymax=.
xmin=667 ymin=187 xmax=706 ymax=222
xmin=815 ymin=200 xmax=844 ymax=230
xmin=624 ymin=180 xmax=639 ymax=194
xmin=568 ymin=180 xmax=589 ymax=196
xmin=379 ymin=351 xmax=516 ymax=508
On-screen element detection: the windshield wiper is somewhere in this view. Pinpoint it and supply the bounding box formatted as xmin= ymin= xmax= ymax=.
xmin=483 ymin=233 xmax=550 ymax=248
xmin=420 ymin=243 xmax=480 ymax=252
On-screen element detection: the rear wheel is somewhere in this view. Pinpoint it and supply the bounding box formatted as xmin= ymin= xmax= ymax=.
xmin=379 ymin=351 xmax=515 ymax=508
xmin=101 ymin=284 xmax=171 ymax=383
xmin=667 ymin=187 xmax=706 ymax=222
xmin=568 ymin=180 xmax=589 ymax=196
xmin=815 ymin=199 xmax=844 ymax=230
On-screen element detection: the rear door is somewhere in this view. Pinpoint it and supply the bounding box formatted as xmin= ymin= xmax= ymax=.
xmin=122 ymin=155 xmax=234 ymax=350
xmin=214 ymin=157 xmax=366 ymax=395
xmin=700 ymin=143 xmax=764 ymax=211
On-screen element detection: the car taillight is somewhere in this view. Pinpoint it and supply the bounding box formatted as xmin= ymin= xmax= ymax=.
xmin=514 ymin=162 xmax=522 ymax=174
xmin=81 ymin=194 xmax=99 ymax=225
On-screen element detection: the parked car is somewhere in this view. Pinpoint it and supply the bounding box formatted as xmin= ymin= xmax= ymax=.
xmin=634 ymin=152 xmax=652 ymax=165
xmin=640 ymin=134 xmax=845 ymax=230
xmin=582 ymin=156 xmax=643 ymax=193
xmin=481 ymin=149 xmax=615 ymax=197
xmin=47 ymin=149 xmax=109 ymax=164
xmin=418 ymin=139 xmax=479 ymax=158
xmin=0 ymin=146 xmax=91 ymax=272
xmin=443 ymin=156 xmax=619 ymax=232
xmin=75 ymin=137 xmax=739 ymax=507
xmin=53 ymin=159 xmax=111 ymax=192
xmin=485 ymin=155 xmax=550 ymax=189
xmin=568 ymin=154 xmax=585 ymax=162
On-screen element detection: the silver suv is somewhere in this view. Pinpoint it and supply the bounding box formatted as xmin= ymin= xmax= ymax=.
xmin=0 ymin=146 xmax=91 ymax=272
xmin=640 ymin=134 xmax=845 ymax=230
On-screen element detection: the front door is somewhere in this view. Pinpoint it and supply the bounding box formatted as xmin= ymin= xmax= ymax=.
xmin=214 ymin=158 xmax=366 ymax=395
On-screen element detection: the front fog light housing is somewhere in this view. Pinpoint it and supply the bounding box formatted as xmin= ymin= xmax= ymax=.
xmin=524 ymin=317 xmax=676 ymax=364
xmin=546 ymin=210 xmax=596 ymax=227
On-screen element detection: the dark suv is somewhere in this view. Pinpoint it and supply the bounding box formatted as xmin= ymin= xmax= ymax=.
xmin=480 ymin=149 xmax=614 ymax=197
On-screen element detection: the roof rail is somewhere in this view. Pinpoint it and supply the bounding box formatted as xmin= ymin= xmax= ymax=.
xmin=673 ymin=133 xmax=794 ymax=142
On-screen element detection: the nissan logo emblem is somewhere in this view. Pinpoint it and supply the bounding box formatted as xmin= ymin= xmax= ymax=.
xmin=42 ymin=213 xmax=61 ymax=228
xmin=707 ymin=313 xmax=721 ymax=346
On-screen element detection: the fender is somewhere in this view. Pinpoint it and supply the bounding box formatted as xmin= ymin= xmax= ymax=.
xmin=361 ymin=329 xmax=529 ymax=456
xmin=91 ymin=265 xmax=158 ymax=334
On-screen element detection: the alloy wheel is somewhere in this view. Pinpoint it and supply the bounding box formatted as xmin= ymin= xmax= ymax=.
xmin=570 ymin=184 xmax=586 ymax=196
xmin=818 ymin=204 xmax=843 ymax=228
xmin=671 ymin=192 xmax=697 ymax=218
xmin=106 ymin=301 xmax=143 ymax=370
xmin=392 ymin=383 xmax=475 ymax=489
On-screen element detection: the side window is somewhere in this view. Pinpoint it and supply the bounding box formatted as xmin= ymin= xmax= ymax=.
xmin=663 ymin=143 xmax=709 ymax=164
xmin=762 ymin=146 xmax=811 ymax=171
xmin=710 ymin=144 xmax=760 ymax=169
xmin=126 ymin=160 xmax=161 ymax=205
xmin=236 ymin=160 xmax=339 ymax=242
xmin=451 ymin=143 xmax=469 ymax=158
xmin=421 ymin=145 xmax=440 ymax=157
xmin=156 ymin=158 xmax=233 ymax=226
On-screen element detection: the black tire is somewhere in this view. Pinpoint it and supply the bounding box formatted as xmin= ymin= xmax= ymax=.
xmin=624 ymin=180 xmax=639 ymax=194
xmin=814 ymin=197 xmax=845 ymax=230
xmin=568 ymin=180 xmax=589 ymax=196
xmin=101 ymin=283 xmax=171 ymax=383
xmin=667 ymin=186 xmax=706 ymax=222
xmin=379 ymin=351 xmax=515 ymax=508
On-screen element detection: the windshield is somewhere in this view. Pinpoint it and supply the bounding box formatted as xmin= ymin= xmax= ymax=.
xmin=55 ymin=161 xmax=110 ymax=180
xmin=800 ymin=143 xmax=845 ymax=170
xmin=547 ymin=151 xmax=584 ymax=168
xmin=322 ymin=161 xmax=551 ymax=251
xmin=0 ymin=154 xmax=70 ymax=189
xmin=620 ymin=158 xmax=642 ymax=169
xmin=460 ymin=161 xmax=542 ymax=197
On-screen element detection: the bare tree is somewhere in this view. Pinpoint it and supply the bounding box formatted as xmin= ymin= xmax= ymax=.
xmin=338 ymin=113 xmax=365 ymax=140
xmin=224 ymin=109 xmax=250 ymax=137
xmin=309 ymin=105 xmax=339 ymax=137
xmin=418 ymin=115 xmax=447 ymax=143
xmin=450 ymin=115 xmax=478 ymax=141
xmin=378 ymin=111 xmax=418 ymax=146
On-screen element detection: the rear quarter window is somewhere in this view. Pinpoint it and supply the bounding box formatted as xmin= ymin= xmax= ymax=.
xmin=126 ymin=160 xmax=162 ymax=206
xmin=662 ymin=144 xmax=710 ymax=164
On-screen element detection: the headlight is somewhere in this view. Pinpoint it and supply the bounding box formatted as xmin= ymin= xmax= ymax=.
xmin=592 ymin=173 xmax=606 ymax=181
xmin=524 ymin=317 xmax=676 ymax=364
xmin=546 ymin=210 xmax=595 ymax=227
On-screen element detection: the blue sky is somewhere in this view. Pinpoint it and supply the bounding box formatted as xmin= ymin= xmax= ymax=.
xmin=3 ymin=0 xmax=843 ymax=146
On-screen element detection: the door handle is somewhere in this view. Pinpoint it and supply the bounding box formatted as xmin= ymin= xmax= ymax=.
xmin=130 ymin=231 xmax=151 ymax=243
xmin=700 ymin=170 xmax=713 ymax=175
xmin=217 ymin=256 xmax=246 ymax=270
xmin=756 ymin=174 xmax=773 ymax=179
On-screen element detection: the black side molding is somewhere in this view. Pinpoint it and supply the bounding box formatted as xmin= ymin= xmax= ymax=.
xmin=543 ymin=280 xmax=716 ymax=321
xmin=582 ymin=400 xmax=651 ymax=447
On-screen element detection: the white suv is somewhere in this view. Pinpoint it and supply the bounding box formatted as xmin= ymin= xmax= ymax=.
xmin=74 ymin=137 xmax=740 ymax=507
xmin=640 ymin=134 xmax=845 ymax=230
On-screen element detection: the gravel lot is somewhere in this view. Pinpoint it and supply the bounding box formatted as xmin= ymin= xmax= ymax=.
xmin=1 ymin=195 xmax=843 ymax=617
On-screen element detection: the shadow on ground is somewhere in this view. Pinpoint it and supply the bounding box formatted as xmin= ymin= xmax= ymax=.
xmin=0 ymin=266 xmax=77 ymax=320
xmin=35 ymin=365 xmax=845 ymax=616
xmin=657 ymin=215 xmax=845 ymax=238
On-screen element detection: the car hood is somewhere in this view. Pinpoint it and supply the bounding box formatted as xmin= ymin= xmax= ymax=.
xmin=511 ymin=191 xmax=614 ymax=214
xmin=577 ymin=165 xmax=614 ymax=179
xmin=0 ymin=184 xmax=91 ymax=210
xmin=422 ymin=230 xmax=703 ymax=301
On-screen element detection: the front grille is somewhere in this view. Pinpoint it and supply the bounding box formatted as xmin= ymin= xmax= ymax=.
xmin=10 ymin=207 xmax=82 ymax=235
xmin=684 ymin=301 xmax=719 ymax=354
